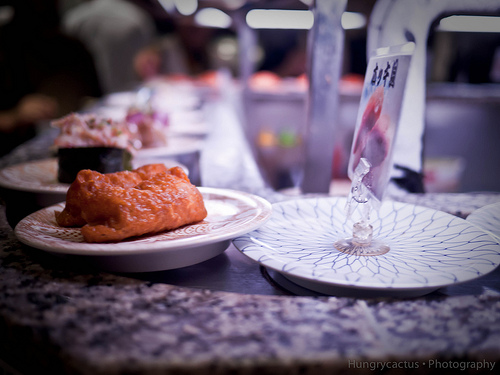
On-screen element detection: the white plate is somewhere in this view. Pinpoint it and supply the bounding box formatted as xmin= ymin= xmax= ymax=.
xmin=467 ymin=202 xmax=500 ymax=241
xmin=0 ymin=158 xmax=66 ymax=194
xmin=168 ymin=121 xmax=209 ymax=136
xmin=168 ymin=110 xmax=209 ymax=136
xmin=14 ymin=188 xmax=272 ymax=273
xmin=391 ymin=191 xmax=500 ymax=218
xmin=102 ymin=91 xmax=136 ymax=107
xmin=0 ymin=158 xmax=187 ymax=196
xmin=233 ymin=197 xmax=500 ymax=298
xmin=135 ymin=135 xmax=204 ymax=158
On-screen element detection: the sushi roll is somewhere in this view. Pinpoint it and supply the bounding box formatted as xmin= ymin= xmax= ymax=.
xmin=52 ymin=113 xmax=135 ymax=183
xmin=57 ymin=146 xmax=132 ymax=183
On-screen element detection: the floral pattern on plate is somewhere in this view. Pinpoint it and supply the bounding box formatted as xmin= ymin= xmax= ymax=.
xmin=14 ymin=188 xmax=272 ymax=272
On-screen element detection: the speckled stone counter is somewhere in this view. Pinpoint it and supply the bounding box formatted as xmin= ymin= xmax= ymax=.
xmin=2 ymin=204 xmax=500 ymax=375
xmin=1 ymin=95 xmax=500 ymax=374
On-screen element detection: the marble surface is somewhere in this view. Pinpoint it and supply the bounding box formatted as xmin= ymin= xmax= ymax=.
xmin=1 ymin=91 xmax=500 ymax=374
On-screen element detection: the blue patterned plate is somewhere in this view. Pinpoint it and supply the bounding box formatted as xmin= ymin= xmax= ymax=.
xmin=467 ymin=202 xmax=500 ymax=242
xmin=233 ymin=197 xmax=500 ymax=297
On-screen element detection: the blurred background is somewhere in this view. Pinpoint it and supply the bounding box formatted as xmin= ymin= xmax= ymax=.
xmin=1 ymin=0 xmax=499 ymax=193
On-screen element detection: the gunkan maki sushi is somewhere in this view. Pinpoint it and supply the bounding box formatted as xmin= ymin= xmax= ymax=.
xmin=52 ymin=113 xmax=135 ymax=183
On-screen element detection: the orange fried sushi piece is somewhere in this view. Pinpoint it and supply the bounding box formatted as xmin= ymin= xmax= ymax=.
xmin=56 ymin=164 xmax=207 ymax=243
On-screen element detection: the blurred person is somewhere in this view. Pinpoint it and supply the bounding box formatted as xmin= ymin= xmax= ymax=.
xmin=129 ymin=2 xmax=213 ymax=81
xmin=0 ymin=93 xmax=58 ymax=145
xmin=129 ymin=0 xmax=218 ymax=79
xmin=132 ymin=27 xmax=191 ymax=81
xmin=0 ymin=0 xmax=101 ymax=157
xmin=62 ymin=0 xmax=159 ymax=93
xmin=63 ymin=0 xmax=220 ymax=88
xmin=257 ymin=28 xmax=307 ymax=77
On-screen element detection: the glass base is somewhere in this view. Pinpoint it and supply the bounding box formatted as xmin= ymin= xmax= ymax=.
xmin=334 ymin=238 xmax=390 ymax=256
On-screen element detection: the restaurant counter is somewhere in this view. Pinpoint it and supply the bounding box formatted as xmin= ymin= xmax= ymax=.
xmin=1 ymin=92 xmax=500 ymax=375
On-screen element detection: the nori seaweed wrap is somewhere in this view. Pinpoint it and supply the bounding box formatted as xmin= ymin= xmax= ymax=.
xmin=52 ymin=113 xmax=136 ymax=183
xmin=57 ymin=147 xmax=132 ymax=183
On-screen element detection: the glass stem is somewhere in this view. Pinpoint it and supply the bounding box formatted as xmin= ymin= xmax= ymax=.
xmin=352 ymin=220 xmax=373 ymax=246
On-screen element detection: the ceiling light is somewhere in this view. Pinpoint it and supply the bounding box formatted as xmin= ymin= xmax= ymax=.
xmin=245 ymin=10 xmax=366 ymax=30
xmin=438 ymin=15 xmax=500 ymax=33
xmin=246 ymin=9 xmax=314 ymax=29
xmin=195 ymin=8 xmax=232 ymax=28
xmin=175 ymin=0 xmax=197 ymax=16
xmin=341 ymin=11 xmax=366 ymax=30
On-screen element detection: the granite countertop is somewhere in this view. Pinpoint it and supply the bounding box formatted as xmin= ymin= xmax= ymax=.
xmin=1 ymin=93 xmax=500 ymax=374
xmin=2 ymin=206 xmax=500 ymax=375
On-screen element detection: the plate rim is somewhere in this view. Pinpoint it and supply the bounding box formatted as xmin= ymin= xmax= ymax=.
xmin=466 ymin=201 xmax=500 ymax=241
xmin=14 ymin=187 xmax=272 ymax=256
xmin=135 ymin=135 xmax=204 ymax=158
xmin=233 ymin=196 xmax=500 ymax=293
xmin=0 ymin=158 xmax=188 ymax=195
xmin=0 ymin=158 xmax=68 ymax=194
